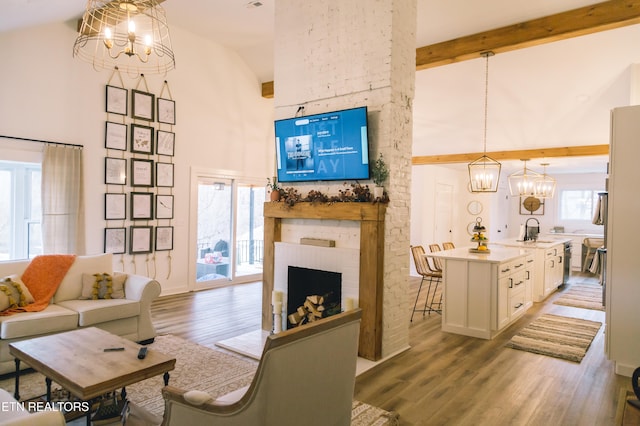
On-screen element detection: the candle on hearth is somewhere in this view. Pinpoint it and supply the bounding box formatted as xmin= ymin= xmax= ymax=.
xmin=272 ymin=291 xmax=283 ymax=304
xmin=344 ymin=298 xmax=355 ymax=311
xmin=274 ymin=301 xmax=282 ymax=314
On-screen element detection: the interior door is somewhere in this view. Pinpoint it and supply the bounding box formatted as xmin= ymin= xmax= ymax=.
xmin=434 ymin=183 xmax=453 ymax=245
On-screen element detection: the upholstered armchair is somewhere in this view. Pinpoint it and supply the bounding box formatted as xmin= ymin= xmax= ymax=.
xmin=161 ymin=309 xmax=362 ymax=426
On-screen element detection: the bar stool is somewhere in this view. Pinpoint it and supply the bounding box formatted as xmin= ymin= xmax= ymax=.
xmin=442 ymin=242 xmax=455 ymax=250
xmin=582 ymin=237 xmax=604 ymax=272
xmin=410 ymin=245 xmax=443 ymax=321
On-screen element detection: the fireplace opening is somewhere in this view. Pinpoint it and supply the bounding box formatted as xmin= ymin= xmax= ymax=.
xmin=286 ymin=266 xmax=342 ymax=329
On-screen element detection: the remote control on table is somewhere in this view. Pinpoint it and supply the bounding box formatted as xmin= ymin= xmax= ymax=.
xmin=137 ymin=347 xmax=147 ymax=359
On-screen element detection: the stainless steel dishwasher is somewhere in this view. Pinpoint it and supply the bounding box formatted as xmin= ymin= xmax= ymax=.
xmin=563 ymin=241 xmax=572 ymax=284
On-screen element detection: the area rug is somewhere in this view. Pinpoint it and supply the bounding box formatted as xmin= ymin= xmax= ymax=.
xmin=553 ymin=283 xmax=604 ymax=311
xmin=505 ymin=313 xmax=602 ymax=363
xmin=0 ymin=334 xmax=399 ymax=426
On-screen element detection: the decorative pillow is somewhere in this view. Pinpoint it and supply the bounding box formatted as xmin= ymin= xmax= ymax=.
xmin=0 ymin=275 xmax=36 ymax=311
xmin=79 ymin=272 xmax=127 ymax=300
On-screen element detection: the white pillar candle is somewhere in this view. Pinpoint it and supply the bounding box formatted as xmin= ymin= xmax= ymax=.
xmin=272 ymin=291 xmax=283 ymax=304
xmin=274 ymin=301 xmax=282 ymax=314
xmin=344 ymin=298 xmax=355 ymax=311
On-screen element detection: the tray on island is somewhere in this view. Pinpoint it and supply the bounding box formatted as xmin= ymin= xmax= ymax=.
xmin=469 ymin=248 xmax=491 ymax=254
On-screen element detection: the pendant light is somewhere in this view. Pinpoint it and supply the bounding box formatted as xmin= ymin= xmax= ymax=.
xmin=468 ymin=52 xmax=501 ymax=193
xmin=534 ymin=163 xmax=556 ymax=198
xmin=508 ymin=159 xmax=542 ymax=197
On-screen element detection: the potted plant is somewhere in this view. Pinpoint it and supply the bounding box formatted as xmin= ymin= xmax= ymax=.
xmin=371 ymin=153 xmax=389 ymax=199
xmin=267 ymin=177 xmax=282 ymax=201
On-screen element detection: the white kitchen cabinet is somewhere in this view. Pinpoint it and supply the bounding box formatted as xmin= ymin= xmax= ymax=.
xmin=432 ymin=247 xmax=531 ymax=339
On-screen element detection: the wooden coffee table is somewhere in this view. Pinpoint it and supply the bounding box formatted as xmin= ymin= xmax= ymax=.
xmin=9 ymin=327 xmax=175 ymax=419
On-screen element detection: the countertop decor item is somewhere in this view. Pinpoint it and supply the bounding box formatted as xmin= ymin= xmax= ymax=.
xmin=469 ymin=217 xmax=490 ymax=253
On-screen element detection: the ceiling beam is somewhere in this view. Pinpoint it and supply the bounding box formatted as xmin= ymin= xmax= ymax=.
xmin=411 ymin=144 xmax=609 ymax=166
xmin=261 ymin=0 xmax=640 ymax=98
xmin=416 ymin=0 xmax=640 ymax=70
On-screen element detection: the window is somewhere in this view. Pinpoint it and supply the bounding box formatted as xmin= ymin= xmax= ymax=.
xmin=0 ymin=161 xmax=42 ymax=260
xmin=559 ymin=189 xmax=599 ymax=221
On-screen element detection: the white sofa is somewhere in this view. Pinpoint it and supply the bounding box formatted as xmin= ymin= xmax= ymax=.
xmin=0 ymin=253 xmax=161 ymax=375
xmin=0 ymin=388 xmax=65 ymax=425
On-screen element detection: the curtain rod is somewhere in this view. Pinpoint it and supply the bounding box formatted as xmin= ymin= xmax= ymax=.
xmin=0 ymin=135 xmax=83 ymax=148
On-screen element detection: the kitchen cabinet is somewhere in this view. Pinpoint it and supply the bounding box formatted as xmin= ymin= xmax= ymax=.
xmin=542 ymin=233 xmax=603 ymax=271
xmin=493 ymin=239 xmax=569 ymax=302
xmin=432 ymin=247 xmax=531 ymax=339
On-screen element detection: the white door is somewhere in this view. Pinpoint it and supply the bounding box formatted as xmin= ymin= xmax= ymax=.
xmin=434 ymin=183 xmax=453 ymax=246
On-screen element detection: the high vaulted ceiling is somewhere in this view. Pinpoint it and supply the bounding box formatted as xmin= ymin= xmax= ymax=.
xmin=2 ymin=0 xmax=637 ymax=175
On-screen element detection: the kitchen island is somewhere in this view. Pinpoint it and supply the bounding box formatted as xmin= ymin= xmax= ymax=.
xmin=431 ymin=246 xmax=534 ymax=339
xmin=493 ymin=237 xmax=572 ymax=302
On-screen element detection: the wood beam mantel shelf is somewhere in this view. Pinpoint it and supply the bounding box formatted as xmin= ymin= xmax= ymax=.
xmin=262 ymin=202 xmax=386 ymax=361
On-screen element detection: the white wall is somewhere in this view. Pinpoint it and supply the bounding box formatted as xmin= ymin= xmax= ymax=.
xmin=0 ymin=21 xmax=274 ymax=295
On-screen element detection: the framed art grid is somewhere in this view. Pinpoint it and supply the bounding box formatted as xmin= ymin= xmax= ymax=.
xmin=130 ymin=226 xmax=153 ymax=254
xmin=106 ymin=85 xmax=127 ymax=116
xmin=132 ymin=89 xmax=155 ymax=121
xmin=104 ymin=227 xmax=126 ymax=254
xmin=105 ymin=193 xmax=126 ymax=220
xmin=155 ymin=226 xmax=174 ymax=251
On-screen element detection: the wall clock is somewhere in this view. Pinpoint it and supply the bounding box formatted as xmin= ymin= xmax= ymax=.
xmin=519 ymin=196 xmax=544 ymax=215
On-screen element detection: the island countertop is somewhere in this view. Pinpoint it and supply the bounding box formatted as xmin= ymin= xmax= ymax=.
xmin=493 ymin=237 xmax=572 ymax=249
xmin=429 ymin=246 xmax=530 ymax=263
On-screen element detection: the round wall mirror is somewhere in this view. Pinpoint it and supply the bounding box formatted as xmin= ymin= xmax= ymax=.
xmin=467 ymin=200 xmax=483 ymax=215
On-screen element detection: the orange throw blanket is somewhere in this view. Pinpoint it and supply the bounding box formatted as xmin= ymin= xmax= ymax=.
xmin=7 ymin=254 xmax=76 ymax=314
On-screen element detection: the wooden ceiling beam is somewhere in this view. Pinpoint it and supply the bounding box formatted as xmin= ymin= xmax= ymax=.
xmin=261 ymin=0 xmax=640 ymax=98
xmin=411 ymin=144 xmax=609 ymax=166
xmin=416 ymin=0 xmax=640 ymax=70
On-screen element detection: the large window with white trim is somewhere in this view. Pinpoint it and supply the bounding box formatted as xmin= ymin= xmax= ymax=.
xmin=0 ymin=161 xmax=42 ymax=260
xmin=559 ymin=189 xmax=599 ymax=221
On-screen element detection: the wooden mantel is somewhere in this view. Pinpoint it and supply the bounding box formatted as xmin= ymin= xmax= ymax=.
xmin=262 ymin=202 xmax=386 ymax=361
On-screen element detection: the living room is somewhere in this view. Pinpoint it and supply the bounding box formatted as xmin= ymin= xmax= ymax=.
xmin=1 ymin=0 xmax=640 ymax=424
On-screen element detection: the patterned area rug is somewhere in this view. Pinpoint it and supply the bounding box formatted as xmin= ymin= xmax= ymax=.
xmin=553 ymin=283 xmax=604 ymax=311
xmin=505 ymin=313 xmax=602 ymax=363
xmin=0 ymin=334 xmax=399 ymax=425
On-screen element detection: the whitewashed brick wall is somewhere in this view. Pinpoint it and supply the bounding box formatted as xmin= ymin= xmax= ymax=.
xmin=275 ymin=0 xmax=416 ymax=358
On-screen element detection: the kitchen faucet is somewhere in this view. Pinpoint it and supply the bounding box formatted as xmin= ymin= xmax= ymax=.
xmin=524 ymin=218 xmax=540 ymax=241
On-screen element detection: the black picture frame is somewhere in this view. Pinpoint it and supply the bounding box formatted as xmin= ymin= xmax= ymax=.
xmin=157 ymin=98 xmax=175 ymax=125
xmin=132 ymin=89 xmax=155 ymax=121
xmin=155 ymin=226 xmax=174 ymax=251
xmin=156 ymin=194 xmax=174 ymax=219
xmin=105 ymin=193 xmax=126 ymax=220
xmin=156 ymin=162 xmax=174 ymax=187
xmin=106 ymin=85 xmax=127 ymax=115
xmin=105 ymin=121 xmax=127 ymax=151
xmin=104 ymin=227 xmax=126 ymax=254
xmin=130 ymin=226 xmax=153 ymax=254
xmin=130 ymin=192 xmax=154 ymax=220
xmin=156 ymin=130 xmax=175 ymax=156
xmin=105 ymin=157 xmax=127 ymax=185
xmin=130 ymin=123 xmax=154 ymax=155
xmin=131 ymin=158 xmax=154 ymax=187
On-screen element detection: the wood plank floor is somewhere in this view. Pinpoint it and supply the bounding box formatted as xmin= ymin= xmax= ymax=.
xmin=150 ymin=273 xmax=633 ymax=425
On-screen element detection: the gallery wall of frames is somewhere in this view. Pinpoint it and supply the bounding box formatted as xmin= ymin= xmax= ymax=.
xmin=103 ymin=72 xmax=175 ymax=265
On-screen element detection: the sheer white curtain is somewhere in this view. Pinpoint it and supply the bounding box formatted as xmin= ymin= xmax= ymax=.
xmin=41 ymin=144 xmax=85 ymax=254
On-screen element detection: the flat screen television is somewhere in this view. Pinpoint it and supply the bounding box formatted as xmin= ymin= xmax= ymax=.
xmin=274 ymin=106 xmax=370 ymax=183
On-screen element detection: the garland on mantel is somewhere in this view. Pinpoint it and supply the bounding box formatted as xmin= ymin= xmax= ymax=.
xmin=270 ymin=182 xmax=390 ymax=207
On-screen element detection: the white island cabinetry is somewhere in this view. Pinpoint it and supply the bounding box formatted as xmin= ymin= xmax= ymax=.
xmin=493 ymin=239 xmax=570 ymax=302
xmin=432 ymin=247 xmax=532 ymax=340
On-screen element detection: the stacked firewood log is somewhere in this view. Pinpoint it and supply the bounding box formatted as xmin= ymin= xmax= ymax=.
xmin=288 ymin=295 xmax=325 ymax=327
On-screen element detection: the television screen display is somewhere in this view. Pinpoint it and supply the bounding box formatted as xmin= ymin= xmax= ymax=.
xmin=274 ymin=106 xmax=370 ymax=182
